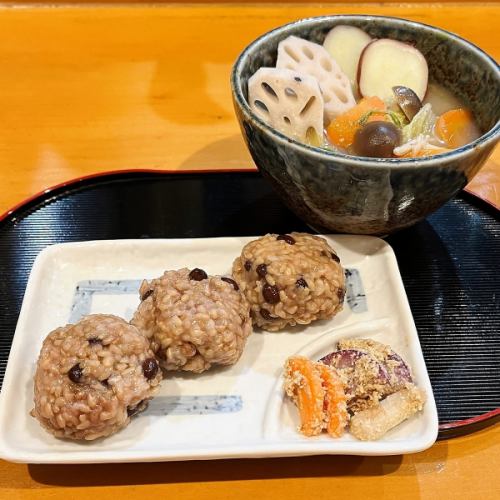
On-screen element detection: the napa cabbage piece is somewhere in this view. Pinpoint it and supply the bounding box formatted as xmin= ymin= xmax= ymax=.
xmin=401 ymin=103 xmax=436 ymax=143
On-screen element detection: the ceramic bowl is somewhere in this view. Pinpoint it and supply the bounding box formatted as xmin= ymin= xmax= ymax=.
xmin=231 ymin=15 xmax=500 ymax=234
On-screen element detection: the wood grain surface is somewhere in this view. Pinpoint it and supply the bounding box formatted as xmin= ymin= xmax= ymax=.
xmin=0 ymin=4 xmax=499 ymax=499
xmin=0 ymin=3 xmax=498 ymax=216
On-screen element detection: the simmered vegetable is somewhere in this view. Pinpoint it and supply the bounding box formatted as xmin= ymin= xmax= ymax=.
xmin=394 ymin=135 xmax=451 ymax=158
xmin=353 ymin=121 xmax=401 ymax=157
xmin=248 ymin=25 xmax=481 ymax=159
xmin=326 ymin=96 xmax=388 ymax=150
xmin=392 ymin=86 xmax=423 ymax=121
xmin=323 ymin=25 xmax=372 ymax=94
xmin=276 ymin=36 xmax=356 ymax=121
xmin=248 ymin=68 xmax=324 ymax=146
xmin=401 ymin=103 xmax=436 ymax=143
xmin=435 ymin=108 xmax=481 ymax=148
xmin=358 ymin=39 xmax=428 ymax=101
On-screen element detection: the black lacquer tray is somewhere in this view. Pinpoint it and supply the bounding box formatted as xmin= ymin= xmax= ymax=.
xmin=0 ymin=170 xmax=498 ymax=439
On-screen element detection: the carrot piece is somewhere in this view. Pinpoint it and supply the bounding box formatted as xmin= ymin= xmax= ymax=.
xmin=284 ymin=356 xmax=325 ymax=436
xmin=316 ymin=363 xmax=348 ymax=437
xmin=435 ymin=108 xmax=481 ymax=149
xmin=326 ymin=96 xmax=388 ymax=149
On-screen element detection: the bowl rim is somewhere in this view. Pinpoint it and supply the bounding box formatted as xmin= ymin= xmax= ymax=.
xmin=231 ymin=14 xmax=500 ymax=168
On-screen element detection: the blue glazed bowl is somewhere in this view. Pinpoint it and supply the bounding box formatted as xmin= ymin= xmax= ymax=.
xmin=231 ymin=15 xmax=500 ymax=235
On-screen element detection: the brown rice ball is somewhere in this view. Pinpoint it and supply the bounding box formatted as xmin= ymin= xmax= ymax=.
xmin=32 ymin=314 xmax=162 ymax=441
xmin=131 ymin=268 xmax=252 ymax=373
xmin=232 ymin=233 xmax=345 ymax=331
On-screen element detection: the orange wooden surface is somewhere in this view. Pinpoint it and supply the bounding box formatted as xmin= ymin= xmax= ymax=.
xmin=0 ymin=3 xmax=499 ymax=216
xmin=0 ymin=3 xmax=499 ymax=499
xmin=4 ymin=0 xmax=499 ymax=3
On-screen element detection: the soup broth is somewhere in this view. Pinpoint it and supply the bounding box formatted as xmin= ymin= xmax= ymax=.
xmin=247 ymin=26 xmax=481 ymax=159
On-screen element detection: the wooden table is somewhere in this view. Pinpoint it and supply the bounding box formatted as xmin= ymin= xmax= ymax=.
xmin=0 ymin=3 xmax=498 ymax=498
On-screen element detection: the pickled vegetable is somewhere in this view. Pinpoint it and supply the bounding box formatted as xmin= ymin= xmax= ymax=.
xmin=316 ymin=363 xmax=348 ymax=438
xmin=283 ymin=356 xmax=326 ymax=436
xmin=284 ymin=356 xmax=348 ymax=437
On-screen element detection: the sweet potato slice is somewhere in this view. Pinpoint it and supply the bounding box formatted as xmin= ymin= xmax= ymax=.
xmin=358 ymin=39 xmax=428 ymax=102
xmin=323 ymin=25 xmax=372 ymax=95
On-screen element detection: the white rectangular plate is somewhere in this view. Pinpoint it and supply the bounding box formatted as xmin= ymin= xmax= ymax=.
xmin=0 ymin=236 xmax=438 ymax=463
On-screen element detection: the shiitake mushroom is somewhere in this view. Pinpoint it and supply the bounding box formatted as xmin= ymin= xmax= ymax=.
xmin=352 ymin=121 xmax=401 ymax=158
xmin=392 ymin=85 xmax=423 ymax=121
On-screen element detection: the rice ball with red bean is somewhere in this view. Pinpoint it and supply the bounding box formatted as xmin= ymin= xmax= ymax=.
xmin=32 ymin=314 xmax=161 ymax=441
xmin=131 ymin=268 xmax=252 ymax=373
xmin=232 ymin=233 xmax=345 ymax=331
